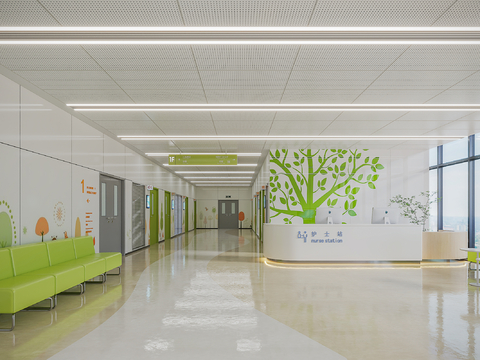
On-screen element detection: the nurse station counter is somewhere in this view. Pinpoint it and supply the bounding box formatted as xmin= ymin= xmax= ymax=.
xmin=264 ymin=224 xmax=423 ymax=262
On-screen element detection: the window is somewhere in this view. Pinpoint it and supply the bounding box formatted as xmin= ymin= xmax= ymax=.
xmin=430 ymin=134 xmax=478 ymax=248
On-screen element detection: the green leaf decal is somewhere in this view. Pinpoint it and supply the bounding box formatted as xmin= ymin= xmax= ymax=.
xmin=332 ymin=157 xmax=337 ymax=163
xmin=352 ymin=187 xmax=360 ymax=194
xmin=372 ymin=175 xmax=379 ymax=182
xmin=350 ymin=200 xmax=357 ymax=209
xmin=320 ymin=170 xmax=327 ymax=175
xmin=294 ymin=152 xmax=299 ymax=160
xmin=293 ymin=161 xmax=300 ymax=166
xmin=321 ymin=178 xmax=327 ymax=186
xmin=280 ymin=197 xmax=286 ymax=204
xmin=340 ymin=162 xmax=346 ymax=171
xmin=348 ymin=210 xmax=357 ymax=216
xmin=345 ymin=185 xmax=351 ymax=194
xmin=344 ymin=200 xmax=349 ymax=211
xmin=331 ymin=199 xmax=338 ymax=206
xmin=270 ymin=169 xmax=277 ymax=174
xmin=372 ymin=157 xmax=379 ymax=164
xmin=275 ymin=150 xmax=280 ymax=158
xmin=368 ymin=182 xmax=376 ymax=190
xmin=358 ymin=174 xmax=363 ymax=181
xmin=376 ymin=164 xmax=385 ymax=170
xmin=285 ymin=182 xmax=289 ymax=189
xmin=364 ymin=157 xmax=370 ymax=163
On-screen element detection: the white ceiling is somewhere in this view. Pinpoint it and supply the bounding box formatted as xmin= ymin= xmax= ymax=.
xmin=1 ymin=1 xmax=480 ymax=183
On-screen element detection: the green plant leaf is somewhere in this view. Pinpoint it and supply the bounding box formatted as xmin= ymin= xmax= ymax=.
xmin=342 ymin=150 xmax=347 ymax=155
xmin=368 ymin=182 xmax=376 ymax=190
xmin=289 ymin=188 xmax=293 ymax=195
xmin=286 ymin=163 xmax=292 ymax=168
xmin=321 ymin=178 xmax=327 ymax=186
xmin=270 ymin=169 xmax=276 ymax=174
xmin=372 ymin=157 xmax=379 ymax=164
xmin=350 ymin=200 xmax=357 ymax=209
xmin=371 ymin=166 xmax=377 ymax=172
xmin=331 ymin=199 xmax=338 ymax=206
xmin=364 ymin=157 xmax=370 ymax=163
xmin=277 ymin=182 xmax=281 ymax=189
xmin=348 ymin=210 xmax=357 ymax=216
xmin=344 ymin=200 xmax=349 ymax=211
xmin=293 ymin=161 xmax=300 ymax=166
xmin=332 ymin=174 xmax=337 ymax=179
xmin=320 ymin=170 xmax=327 ymax=175
xmin=270 ymin=182 xmax=275 ymax=187
xmin=335 ymin=165 xmax=339 ymax=173
xmin=340 ymin=162 xmax=346 ymax=171
xmin=274 ymin=175 xmax=278 ymax=182
xmin=332 ymin=157 xmax=337 ymax=163
xmin=348 ymin=194 xmax=355 ymax=200
xmin=356 ymin=153 xmax=362 ymax=159
xmin=285 ymin=182 xmax=290 ymax=189
xmin=297 ymin=174 xmax=301 ymax=182
xmin=345 ymin=185 xmax=351 ymax=194
xmin=290 ymin=196 xmax=295 ymax=201
xmin=300 ymin=179 xmax=305 ymax=185
xmin=320 ymin=187 xmax=326 ymax=190
xmin=372 ymin=174 xmax=379 ymax=182
xmin=272 ymin=188 xmax=278 ymax=192
xmin=376 ymin=164 xmax=385 ymax=170
xmin=331 ymin=149 xmax=337 ymax=153
xmin=292 ymin=202 xmax=298 ymax=206
xmin=280 ymin=197 xmax=286 ymax=205
xmin=367 ymin=174 xmax=372 ymax=181
xmin=300 ymin=157 xmax=305 ymax=164
xmin=339 ymin=172 xmax=346 ymax=177
xmin=327 ymin=199 xmax=331 ymax=206
xmin=275 ymin=150 xmax=280 ymax=158
xmin=358 ymin=174 xmax=363 ymax=181
xmin=294 ymin=152 xmax=299 ymax=160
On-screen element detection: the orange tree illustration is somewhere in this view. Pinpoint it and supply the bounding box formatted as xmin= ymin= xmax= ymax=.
xmin=269 ymin=149 xmax=384 ymax=224
xmin=35 ymin=217 xmax=49 ymax=242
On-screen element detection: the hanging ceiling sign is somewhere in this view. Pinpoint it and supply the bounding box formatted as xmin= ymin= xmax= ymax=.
xmin=168 ymin=154 xmax=238 ymax=166
xmin=146 ymin=185 xmax=154 ymax=191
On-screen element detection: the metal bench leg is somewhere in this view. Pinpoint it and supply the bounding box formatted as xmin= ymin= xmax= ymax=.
xmin=59 ymin=283 xmax=85 ymax=295
xmin=22 ymin=297 xmax=55 ymax=311
xmin=85 ymin=273 xmax=106 ymax=284
xmin=0 ymin=314 xmax=15 ymax=332
xmin=108 ymin=267 xmax=121 ymax=276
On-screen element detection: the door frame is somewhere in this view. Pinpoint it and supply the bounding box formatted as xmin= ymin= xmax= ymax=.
xmin=99 ymin=174 xmax=125 ymax=255
xmin=164 ymin=191 xmax=171 ymax=240
xmin=150 ymin=187 xmax=159 ymax=244
xmin=185 ymin=197 xmax=189 ymax=232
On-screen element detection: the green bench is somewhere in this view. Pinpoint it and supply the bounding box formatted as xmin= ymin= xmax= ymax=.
xmin=0 ymin=236 xmax=122 ymax=331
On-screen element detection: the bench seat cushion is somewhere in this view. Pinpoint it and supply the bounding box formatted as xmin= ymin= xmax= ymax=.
xmin=31 ymin=264 xmax=85 ymax=294
xmin=91 ymin=253 xmax=122 ymax=272
xmin=60 ymin=257 xmax=106 ymax=281
xmin=0 ymin=274 xmax=55 ymax=314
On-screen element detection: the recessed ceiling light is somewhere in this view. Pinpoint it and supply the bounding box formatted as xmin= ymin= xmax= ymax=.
xmin=184 ymin=177 xmax=252 ymax=179
xmin=191 ymin=181 xmax=251 ymax=183
xmin=70 ymin=104 xmax=480 ymax=112
xmin=175 ymin=171 xmax=255 ymax=174
xmin=164 ymin=163 xmax=257 ymax=167
xmin=146 ymin=152 xmax=261 ymax=157
xmin=133 ymin=136 xmax=461 ymax=142
xmin=2 ymin=27 xmax=479 ymax=44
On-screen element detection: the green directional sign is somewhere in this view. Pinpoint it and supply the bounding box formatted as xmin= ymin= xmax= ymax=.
xmin=168 ymin=154 xmax=238 ymax=166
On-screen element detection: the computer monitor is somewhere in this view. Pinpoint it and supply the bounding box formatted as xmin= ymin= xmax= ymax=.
xmin=371 ymin=207 xmax=400 ymax=224
xmin=315 ymin=208 xmax=343 ymax=224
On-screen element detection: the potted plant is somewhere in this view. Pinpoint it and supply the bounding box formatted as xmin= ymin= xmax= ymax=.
xmin=389 ymin=191 xmax=438 ymax=231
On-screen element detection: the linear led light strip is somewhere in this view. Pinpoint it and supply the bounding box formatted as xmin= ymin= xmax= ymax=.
xmin=1 ymin=27 xmax=479 ymax=44
xmin=163 ymin=163 xmax=257 ymax=166
xmin=176 ymin=171 xmax=254 ymax=174
xmin=146 ymin=152 xmax=260 ymax=156
xmin=133 ymin=136 xmax=461 ymax=141
xmin=69 ymin=104 xmax=480 ymax=112
xmin=191 ymin=181 xmax=251 ymax=183
xmin=184 ymin=177 xmax=252 ymax=179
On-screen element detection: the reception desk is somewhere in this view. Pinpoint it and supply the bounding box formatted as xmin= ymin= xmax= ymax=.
xmin=264 ymin=224 xmax=422 ymax=262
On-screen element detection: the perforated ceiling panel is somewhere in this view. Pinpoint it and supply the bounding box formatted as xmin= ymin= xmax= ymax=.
xmin=0 ymin=46 xmax=101 ymax=71
xmin=107 ymin=71 xmax=203 ymax=90
xmin=281 ymin=89 xmax=362 ymax=103
xmin=179 ymin=0 xmax=316 ymax=26
xmin=40 ymin=1 xmax=184 ymax=26
xmin=214 ymin=120 xmax=273 ymax=135
xmin=309 ymin=0 xmax=456 ymax=26
xmin=286 ymin=71 xmax=382 ymax=89
xmin=200 ymin=70 xmax=290 ymax=89
xmin=210 ymin=111 xmax=276 ymax=121
xmin=294 ymin=46 xmax=408 ymax=71
xmin=83 ymin=46 xmax=197 ymax=71
xmin=369 ymin=70 xmax=476 ymax=89
xmin=125 ymin=90 xmax=207 ymax=104
xmin=205 ymin=90 xmax=283 ymax=103
xmin=353 ymin=89 xmax=443 ymax=104
xmin=192 ymin=46 xmax=299 ymax=71
xmin=390 ymin=46 xmax=480 ymax=71
xmin=0 ymin=1 xmax=60 ymax=26
xmin=432 ymin=0 xmax=480 ymax=26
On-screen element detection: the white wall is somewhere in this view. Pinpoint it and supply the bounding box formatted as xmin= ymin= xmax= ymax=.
xmin=0 ymin=73 xmax=195 ymax=253
xmin=196 ymin=187 xmax=252 ymax=229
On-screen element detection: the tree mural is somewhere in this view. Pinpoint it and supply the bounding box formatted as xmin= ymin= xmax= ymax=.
xmin=199 ymin=211 xmax=204 ymax=228
xmin=35 ymin=217 xmax=49 ymax=242
xmin=269 ymin=149 xmax=384 ymax=224
xmin=239 ymin=211 xmax=245 ymax=228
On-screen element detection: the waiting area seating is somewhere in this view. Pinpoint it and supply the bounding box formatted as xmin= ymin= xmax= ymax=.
xmin=0 ymin=236 xmax=122 ymax=331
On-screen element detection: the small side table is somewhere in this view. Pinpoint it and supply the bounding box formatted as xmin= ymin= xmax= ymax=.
xmin=461 ymin=248 xmax=480 ymax=287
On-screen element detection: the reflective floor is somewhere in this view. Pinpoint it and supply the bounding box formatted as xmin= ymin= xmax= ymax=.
xmin=1 ymin=229 xmax=479 ymax=359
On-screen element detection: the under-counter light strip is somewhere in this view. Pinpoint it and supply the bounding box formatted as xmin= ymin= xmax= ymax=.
xmin=129 ymin=136 xmax=460 ymax=141
xmin=70 ymin=103 xmax=480 ymax=112
xmin=1 ymin=27 xmax=479 ymax=44
xmin=146 ymin=152 xmax=261 ymax=156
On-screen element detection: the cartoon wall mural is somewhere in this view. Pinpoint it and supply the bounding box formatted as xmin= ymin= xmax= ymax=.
xmin=269 ymin=149 xmax=385 ymax=224
xmin=0 ymin=200 xmax=16 ymax=247
xmin=35 ymin=217 xmax=49 ymax=242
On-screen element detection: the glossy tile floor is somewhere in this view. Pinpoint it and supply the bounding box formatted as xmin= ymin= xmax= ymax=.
xmin=1 ymin=229 xmax=479 ymax=359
